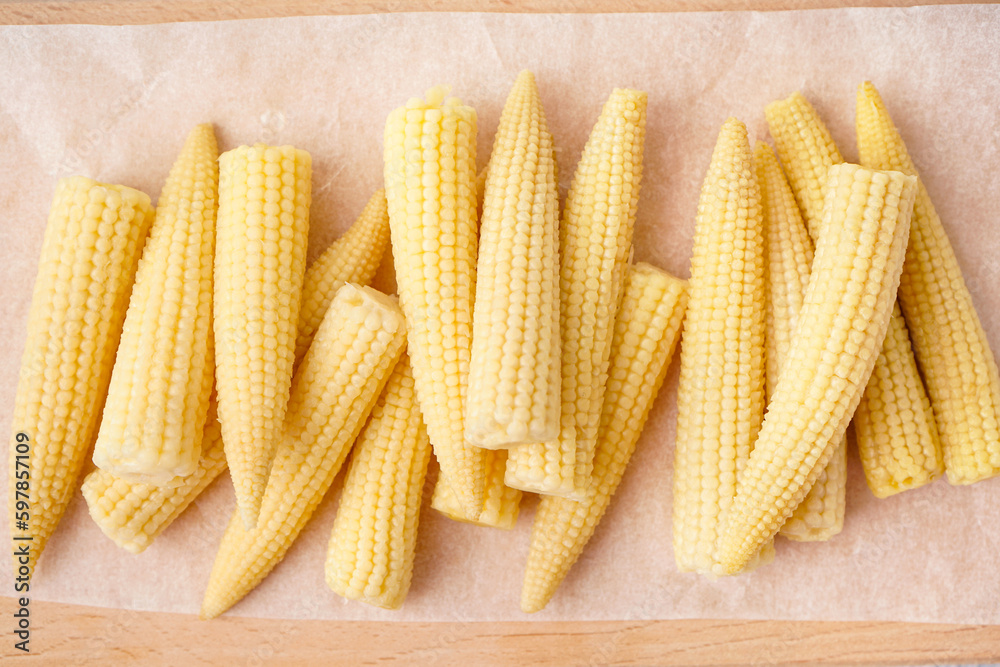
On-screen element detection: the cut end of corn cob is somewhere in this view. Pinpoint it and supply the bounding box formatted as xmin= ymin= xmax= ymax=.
xmin=92 ymin=123 xmax=219 ymax=488
xmin=10 ymin=176 xmax=154 ymax=580
xmin=214 ymin=143 xmax=312 ymax=530
xmin=715 ymin=163 xmax=917 ymax=574
xmin=432 ymin=448 xmax=522 ymax=529
xmin=505 ymin=87 xmax=647 ymax=500
xmin=383 ymin=86 xmax=486 ymax=516
xmin=466 ymin=69 xmax=562 ymax=448
xmin=201 ymin=284 xmax=406 ymax=619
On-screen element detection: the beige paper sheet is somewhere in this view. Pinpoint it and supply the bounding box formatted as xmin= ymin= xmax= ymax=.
xmin=1 ymin=6 xmax=999 ymax=623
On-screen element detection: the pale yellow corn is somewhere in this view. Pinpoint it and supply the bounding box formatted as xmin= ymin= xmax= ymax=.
xmin=92 ymin=124 xmax=218 ymax=487
xmin=432 ymin=449 xmax=521 ymax=529
xmin=672 ymin=118 xmax=766 ymax=575
xmin=383 ymin=87 xmax=486 ymax=515
xmin=215 ymin=143 xmax=311 ymax=529
xmin=767 ymin=91 xmax=940 ymax=499
xmin=325 ymin=355 xmax=432 ymax=609
xmin=9 ymin=176 xmax=153 ymax=580
xmin=201 ymin=284 xmax=405 ymax=619
xmin=294 ymin=189 xmax=390 ymax=365
xmin=716 ymin=164 xmax=917 ymax=574
xmin=857 ymin=81 xmax=999 ymax=485
xmin=506 ymin=88 xmax=647 ymax=499
xmin=755 ymin=141 xmax=845 ymax=541
xmin=522 ymin=263 xmax=687 ymax=613
xmin=83 ymin=399 xmax=227 ymax=554
xmin=467 ymin=70 xmax=561 ymax=448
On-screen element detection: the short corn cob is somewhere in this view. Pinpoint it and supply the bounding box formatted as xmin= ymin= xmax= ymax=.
xmin=201 ymin=284 xmax=405 ymax=619
xmin=92 ymin=124 xmax=218 ymax=487
xmin=215 ymin=143 xmax=311 ymax=529
xmin=671 ymin=118 xmax=766 ymax=575
xmin=767 ymin=91 xmax=940 ymax=498
xmin=431 ymin=449 xmax=522 ymax=529
xmin=523 ymin=263 xmax=687 ymax=612
xmin=856 ymin=81 xmax=1000 ymax=485
xmin=715 ymin=164 xmax=917 ymax=574
xmin=294 ymin=189 xmax=391 ymax=365
xmin=9 ymin=177 xmax=153 ymax=580
xmin=506 ymin=88 xmax=647 ymax=499
xmin=82 ymin=399 xmax=227 ymax=554
xmin=467 ymin=70 xmax=561 ymax=448
xmin=383 ymin=87 xmax=486 ymax=515
xmin=325 ymin=355 xmax=432 ymax=609
xmin=755 ymin=141 xmax=846 ymax=541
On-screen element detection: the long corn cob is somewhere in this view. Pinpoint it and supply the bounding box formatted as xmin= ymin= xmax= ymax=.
xmin=324 ymin=355 xmax=432 ymax=609
xmin=214 ymin=143 xmax=311 ymax=529
xmin=294 ymin=189 xmax=391 ymax=365
xmin=856 ymin=81 xmax=1000 ymax=485
xmin=506 ymin=88 xmax=647 ymax=499
xmin=383 ymin=87 xmax=486 ymax=515
xmin=82 ymin=399 xmax=227 ymax=553
xmin=672 ymin=118 xmax=766 ymax=575
xmin=466 ymin=70 xmax=561 ymax=448
xmin=201 ymin=284 xmax=405 ymax=619
xmin=767 ymin=91 xmax=940 ymax=498
xmin=716 ymin=163 xmax=918 ymax=574
xmin=92 ymin=124 xmax=218 ymax=487
xmin=522 ymin=263 xmax=687 ymax=612
xmin=755 ymin=141 xmax=846 ymax=541
xmin=9 ymin=177 xmax=153 ymax=580
xmin=431 ymin=449 xmax=522 ymax=529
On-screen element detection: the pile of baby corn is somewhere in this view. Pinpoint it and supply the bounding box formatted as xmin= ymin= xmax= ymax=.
xmin=9 ymin=72 xmax=1000 ymax=617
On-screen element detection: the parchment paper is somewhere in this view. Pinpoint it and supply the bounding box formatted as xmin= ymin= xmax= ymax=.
xmin=1 ymin=6 xmax=999 ymax=624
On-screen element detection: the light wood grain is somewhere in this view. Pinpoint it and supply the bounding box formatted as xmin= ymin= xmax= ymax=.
xmin=0 ymin=598 xmax=996 ymax=665
xmin=0 ymin=0 xmax=975 ymax=25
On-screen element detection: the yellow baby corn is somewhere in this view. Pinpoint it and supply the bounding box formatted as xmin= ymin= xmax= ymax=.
xmin=672 ymin=118 xmax=766 ymax=575
xmin=506 ymin=88 xmax=647 ymax=499
xmin=431 ymin=449 xmax=522 ymax=529
xmin=9 ymin=176 xmax=153 ymax=580
xmin=467 ymin=70 xmax=561 ymax=449
xmin=767 ymin=91 xmax=940 ymax=499
xmin=716 ymin=164 xmax=917 ymax=574
xmin=83 ymin=399 xmax=227 ymax=554
xmin=522 ymin=263 xmax=687 ymax=613
xmin=215 ymin=143 xmax=311 ymax=529
xmin=325 ymin=355 xmax=432 ymax=609
xmin=856 ymin=81 xmax=999 ymax=485
xmin=383 ymin=87 xmax=486 ymax=515
xmin=92 ymin=124 xmax=218 ymax=487
xmin=201 ymin=284 xmax=405 ymax=619
xmin=755 ymin=141 xmax=845 ymax=541
xmin=294 ymin=189 xmax=390 ymax=365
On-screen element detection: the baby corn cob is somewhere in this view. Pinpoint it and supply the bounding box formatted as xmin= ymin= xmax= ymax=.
xmin=82 ymin=399 xmax=227 ymax=554
xmin=383 ymin=87 xmax=486 ymax=515
xmin=431 ymin=449 xmax=522 ymax=529
xmin=294 ymin=189 xmax=391 ymax=365
xmin=506 ymin=88 xmax=647 ymax=499
xmin=215 ymin=143 xmax=311 ymax=529
xmin=767 ymin=91 xmax=940 ymax=498
xmin=857 ymin=81 xmax=1000 ymax=485
xmin=467 ymin=70 xmax=561 ymax=448
xmin=325 ymin=355 xmax=432 ymax=609
xmin=672 ymin=118 xmax=766 ymax=575
xmin=523 ymin=263 xmax=687 ymax=612
xmin=716 ymin=164 xmax=917 ymax=574
xmin=755 ymin=141 xmax=845 ymax=541
xmin=92 ymin=124 xmax=218 ymax=487
xmin=9 ymin=177 xmax=153 ymax=580
xmin=201 ymin=284 xmax=405 ymax=619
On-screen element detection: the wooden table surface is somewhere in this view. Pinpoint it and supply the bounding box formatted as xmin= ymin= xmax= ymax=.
xmin=3 ymin=1 xmax=1000 ymax=665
